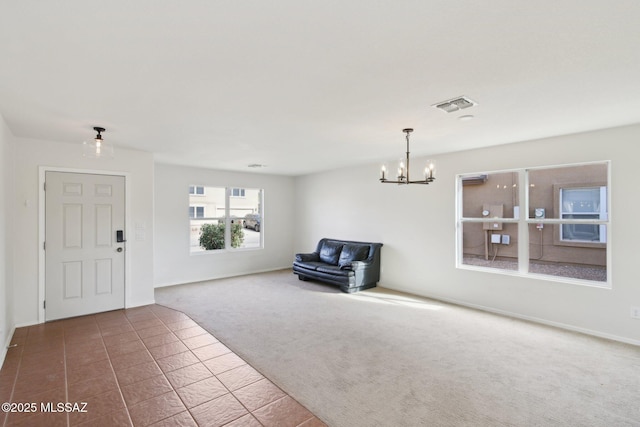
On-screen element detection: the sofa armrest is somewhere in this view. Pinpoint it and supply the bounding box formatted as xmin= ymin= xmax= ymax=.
xmin=295 ymin=252 xmax=320 ymax=262
xmin=350 ymin=252 xmax=381 ymax=287
xmin=348 ymin=260 xmax=370 ymax=271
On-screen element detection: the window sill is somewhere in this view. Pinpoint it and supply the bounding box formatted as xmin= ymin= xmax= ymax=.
xmin=457 ymin=263 xmax=611 ymax=289
xmin=189 ymin=246 xmax=264 ymax=255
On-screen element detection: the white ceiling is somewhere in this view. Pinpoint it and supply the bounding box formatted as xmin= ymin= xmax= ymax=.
xmin=2 ymin=1 xmax=640 ymax=176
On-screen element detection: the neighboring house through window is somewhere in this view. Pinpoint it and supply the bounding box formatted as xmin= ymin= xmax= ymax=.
xmin=559 ymin=186 xmax=607 ymax=243
xmin=457 ymin=161 xmax=609 ymax=286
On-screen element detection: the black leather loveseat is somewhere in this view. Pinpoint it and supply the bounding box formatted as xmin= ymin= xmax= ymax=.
xmin=293 ymin=238 xmax=383 ymax=293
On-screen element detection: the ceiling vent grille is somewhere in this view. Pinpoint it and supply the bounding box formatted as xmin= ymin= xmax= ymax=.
xmin=433 ymin=96 xmax=477 ymax=113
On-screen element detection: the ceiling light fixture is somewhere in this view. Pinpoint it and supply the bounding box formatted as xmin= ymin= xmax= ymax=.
xmin=83 ymin=126 xmax=114 ymax=158
xmin=379 ymin=128 xmax=435 ymax=185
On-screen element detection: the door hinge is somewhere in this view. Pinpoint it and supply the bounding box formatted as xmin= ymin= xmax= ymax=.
xmin=43 ymin=300 xmax=46 ymax=309
xmin=43 ymin=242 xmax=46 ymax=250
xmin=44 ymin=182 xmax=46 ymax=191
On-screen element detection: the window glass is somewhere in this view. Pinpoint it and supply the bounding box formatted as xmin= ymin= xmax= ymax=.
xmin=190 ymin=187 xmax=226 ymax=252
xmin=189 ymin=186 xmax=263 ymax=252
xmin=457 ymin=162 xmax=609 ymax=286
xmin=231 ymin=188 xmax=262 ymax=249
xmin=528 ymin=164 xmax=607 ymax=219
xmin=462 ymin=171 xmax=519 ymax=219
xmin=529 ymin=224 xmax=607 ymax=282
xmin=460 ymin=222 xmax=518 ymax=271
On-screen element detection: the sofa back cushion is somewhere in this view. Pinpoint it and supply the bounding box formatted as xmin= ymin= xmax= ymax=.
xmin=319 ymin=241 xmax=345 ymax=265
xmin=338 ymin=244 xmax=370 ymax=267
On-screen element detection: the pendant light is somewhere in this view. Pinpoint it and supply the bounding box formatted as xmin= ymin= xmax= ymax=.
xmin=83 ymin=126 xmax=114 ymax=158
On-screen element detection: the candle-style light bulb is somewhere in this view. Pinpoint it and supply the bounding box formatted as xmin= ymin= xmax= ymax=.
xmin=425 ymin=160 xmax=435 ymax=180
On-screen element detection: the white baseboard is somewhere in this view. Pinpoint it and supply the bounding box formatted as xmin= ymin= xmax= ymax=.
xmin=14 ymin=321 xmax=38 ymax=329
xmin=380 ymin=284 xmax=640 ymax=347
xmin=126 ymin=300 xmax=156 ymax=308
xmin=154 ymin=265 xmax=292 ymax=288
xmin=1 ymin=324 xmax=16 ymax=369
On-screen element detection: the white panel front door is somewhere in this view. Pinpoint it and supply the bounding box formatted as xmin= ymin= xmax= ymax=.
xmin=45 ymin=172 xmax=125 ymax=321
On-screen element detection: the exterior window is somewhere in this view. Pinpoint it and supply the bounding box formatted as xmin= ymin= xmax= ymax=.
xmin=189 ymin=206 xmax=205 ymax=219
xmin=189 ymin=185 xmax=263 ymax=253
xmin=457 ymin=162 xmax=609 ymax=286
xmin=189 ymin=186 xmax=205 ymax=196
xmin=559 ymin=186 xmax=607 ymax=243
xmin=231 ymin=188 xmax=245 ymax=197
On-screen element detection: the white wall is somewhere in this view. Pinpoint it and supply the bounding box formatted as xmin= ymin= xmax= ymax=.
xmin=294 ymin=124 xmax=640 ymax=344
xmin=0 ymin=114 xmax=15 ymax=357
xmin=154 ymin=163 xmax=295 ymax=287
xmin=12 ymin=137 xmax=155 ymax=326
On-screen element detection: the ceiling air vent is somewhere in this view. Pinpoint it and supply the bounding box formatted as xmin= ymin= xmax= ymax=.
xmin=433 ymin=96 xmax=477 ymax=113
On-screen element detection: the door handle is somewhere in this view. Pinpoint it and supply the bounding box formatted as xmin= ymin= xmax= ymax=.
xmin=116 ymin=230 xmax=126 ymax=243
xmin=117 ymin=247 xmax=123 ymax=252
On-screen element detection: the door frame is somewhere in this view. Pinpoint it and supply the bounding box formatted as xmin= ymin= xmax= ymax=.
xmin=38 ymin=166 xmax=131 ymax=323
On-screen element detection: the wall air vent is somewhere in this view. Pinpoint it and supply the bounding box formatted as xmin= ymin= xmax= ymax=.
xmin=433 ymin=96 xmax=477 ymax=113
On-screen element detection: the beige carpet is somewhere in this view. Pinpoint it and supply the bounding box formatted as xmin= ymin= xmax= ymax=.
xmin=155 ymin=269 xmax=640 ymax=427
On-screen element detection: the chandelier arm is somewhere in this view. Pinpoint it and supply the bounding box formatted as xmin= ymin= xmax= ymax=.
xmin=379 ymin=181 xmax=429 ymax=185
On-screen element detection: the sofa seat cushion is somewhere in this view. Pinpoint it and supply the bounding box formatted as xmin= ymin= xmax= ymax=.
xmin=338 ymin=244 xmax=370 ymax=268
xmin=319 ymin=241 xmax=344 ymax=265
xmin=293 ymin=261 xmax=326 ymax=271
xmin=316 ymin=264 xmax=352 ymax=277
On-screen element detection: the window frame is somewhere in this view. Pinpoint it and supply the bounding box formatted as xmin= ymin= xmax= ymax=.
xmin=456 ymin=161 xmax=611 ymax=288
xmin=189 ymin=185 xmax=264 ymax=254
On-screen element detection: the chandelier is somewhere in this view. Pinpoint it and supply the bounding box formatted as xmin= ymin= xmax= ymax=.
xmin=380 ymin=128 xmax=435 ymax=185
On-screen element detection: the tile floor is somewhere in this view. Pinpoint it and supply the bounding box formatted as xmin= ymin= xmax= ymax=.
xmin=0 ymin=305 xmax=326 ymax=427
